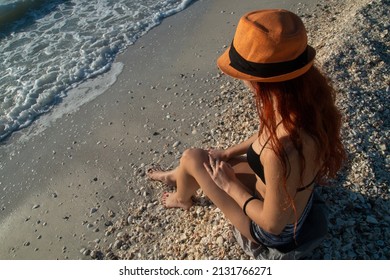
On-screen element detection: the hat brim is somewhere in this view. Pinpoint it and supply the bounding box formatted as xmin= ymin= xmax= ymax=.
xmin=217 ymin=45 xmax=316 ymax=83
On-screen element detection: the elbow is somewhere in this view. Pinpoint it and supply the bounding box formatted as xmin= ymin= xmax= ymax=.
xmin=261 ymin=224 xmax=284 ymax=236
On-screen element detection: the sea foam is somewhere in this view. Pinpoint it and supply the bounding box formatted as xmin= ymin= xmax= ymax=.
xmin=0 ymin=0 xmax=194 ymax=141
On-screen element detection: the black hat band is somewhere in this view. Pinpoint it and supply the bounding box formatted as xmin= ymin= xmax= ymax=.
xmin=228 ymin=42 xmax=310 ymax=78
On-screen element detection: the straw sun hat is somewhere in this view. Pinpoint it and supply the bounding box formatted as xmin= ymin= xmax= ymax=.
xmin=217 ymin=9 xmax=316 ymax=82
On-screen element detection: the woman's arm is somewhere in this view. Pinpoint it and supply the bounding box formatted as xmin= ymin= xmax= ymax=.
xmin=206 ymin=141 xmax=302 ymax=236
xmin=244 ymin=143 xmax=303 ymax=235
xmin=209 ymin=132 xmax=259 ymax=161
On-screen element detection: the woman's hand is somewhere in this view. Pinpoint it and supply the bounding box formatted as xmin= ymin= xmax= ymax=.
xmin=203 ymin=154 xmax=237 ymax=193
xmin=207 ymin=148 xmax=229 ymax=161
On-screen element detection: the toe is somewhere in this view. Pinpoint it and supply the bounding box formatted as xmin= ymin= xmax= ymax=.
xmin=161 ymin=192 xmax=169 ymax=204
xmin=147 ymin=165 xmax=164 ymax=178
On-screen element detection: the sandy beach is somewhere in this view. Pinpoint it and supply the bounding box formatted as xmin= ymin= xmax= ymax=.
xmin=0 ymin=0 xmax=388 ymax=260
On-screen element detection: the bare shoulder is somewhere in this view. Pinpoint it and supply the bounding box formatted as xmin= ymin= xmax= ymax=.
xmin=261 ymin=132 xmax=319 ymax=179
xmin=261 ymin=137 xmax=295 ymax=178
xmin=274 ymin=130 xmax=319 ymax=159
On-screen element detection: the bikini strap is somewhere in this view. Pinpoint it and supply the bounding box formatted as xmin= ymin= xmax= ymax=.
xmin=296 ymin=173 xmax=318 ymax=192
xmin=257 ymin=121 xmax=283 ymax=157
xmin=258 ymin=136 xmax=271 ymax=157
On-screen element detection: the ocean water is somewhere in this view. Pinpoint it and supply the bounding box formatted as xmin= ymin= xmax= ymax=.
xmin=0 ymin=0 xmax=194 ymax=141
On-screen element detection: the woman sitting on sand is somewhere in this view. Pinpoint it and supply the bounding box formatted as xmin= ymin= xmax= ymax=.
xmin=148 ymin=9 xmax=345 ymax=251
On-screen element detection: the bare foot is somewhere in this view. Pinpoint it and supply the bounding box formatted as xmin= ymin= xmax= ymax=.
xmin=161 ymin=192 xmax=192 ymax=210
xmin=147 ymin=166 xmax=176 ymax=186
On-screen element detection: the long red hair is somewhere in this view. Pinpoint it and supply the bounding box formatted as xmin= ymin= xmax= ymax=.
xmin=253 ymin=65 xmax=345 ymax=202
xmin=253 ymin=65 xmax=345 ymax=236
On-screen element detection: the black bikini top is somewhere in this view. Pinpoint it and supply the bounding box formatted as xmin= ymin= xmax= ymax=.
xmin=246 ymin=137 xmax=316 ymax=192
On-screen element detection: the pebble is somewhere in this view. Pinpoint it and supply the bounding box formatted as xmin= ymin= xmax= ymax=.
xmin=216 ymin=236 xmax=224 ymax=247
xmin=172 ymin=141 xmax=180 ymax=148
xmin=83 ymin=249 xmax=91 ymax=256
xmin=366 ymin=216 xmax=379 ymax=224
xmin=104 ymin=221 xmax=113 ymax=227
xmin=113 ymin=240 xmax=123 ymax=249
xmin=90 ymin=250 xmax=98 ymax=259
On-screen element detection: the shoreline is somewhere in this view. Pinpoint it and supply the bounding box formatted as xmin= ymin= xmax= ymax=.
xmin=1 ymin=0 xmax=388 ymax=260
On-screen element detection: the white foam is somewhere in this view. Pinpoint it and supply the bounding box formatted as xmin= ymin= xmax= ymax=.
xmin=21 ymin=62 xmax=124 ymax=142
xmin=0 ymin=0 xmax=194 ymax=141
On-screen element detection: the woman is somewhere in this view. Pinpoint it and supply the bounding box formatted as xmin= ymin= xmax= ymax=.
xmin=148 ymin=9 xmax=345 ymax=251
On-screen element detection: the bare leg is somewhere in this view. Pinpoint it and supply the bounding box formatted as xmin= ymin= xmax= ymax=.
xmin=161 ymin=158 xmax=199 ymax=209
xmin=156 ymin=148 xmax=258 ymax=242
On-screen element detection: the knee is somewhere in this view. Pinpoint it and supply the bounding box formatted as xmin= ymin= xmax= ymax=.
xmin=180 ymin=148 xmax=208 ymax=166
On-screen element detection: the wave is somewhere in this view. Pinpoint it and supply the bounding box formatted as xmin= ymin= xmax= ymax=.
xmin=0 ymin=0 xmax=196 ymax=141
xmin=0 ymin=0 xmax=52 ymax=30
